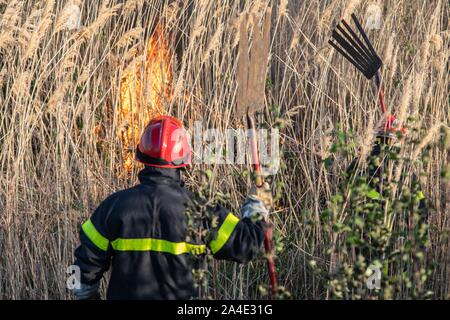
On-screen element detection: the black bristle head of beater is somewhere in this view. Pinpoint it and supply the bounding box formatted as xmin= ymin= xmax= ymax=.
xmin=329 ymin=14 xmax=382 ymax=80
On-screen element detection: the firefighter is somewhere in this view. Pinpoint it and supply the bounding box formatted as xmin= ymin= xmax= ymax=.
xmin=348 ymin=115 xmax=425 ymax=204
xmin=72 ymin=116 xmax=273 ymax=300
xmin=372 ymin=115 xmax=427 ymax=214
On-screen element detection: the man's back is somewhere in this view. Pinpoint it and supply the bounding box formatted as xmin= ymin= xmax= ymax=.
xmin=75 ymin=167 xmax=203 ymax=299
xmin=74 ymin=166 xmax=266 ymax=299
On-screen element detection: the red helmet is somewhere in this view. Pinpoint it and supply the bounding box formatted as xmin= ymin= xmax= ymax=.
xmin=136 ymin=116 xmax=191 ymax=168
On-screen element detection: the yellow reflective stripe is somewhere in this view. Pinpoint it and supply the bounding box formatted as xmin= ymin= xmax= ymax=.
xmin=209 ymin=213 xmax=240 ymax=254
xmin=416 ymin=191 xmax=425 ymax=201
xmin=367 ymin=189 xmax=382 ymax=200
xmin=82 ymin=219 xmax=109 ymax=251
xmin=111 ymin=238 xmax=206 ymax=255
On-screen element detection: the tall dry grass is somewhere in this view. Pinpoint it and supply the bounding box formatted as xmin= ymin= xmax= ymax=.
xmin=0 ymin=0 xmax=448 ymax=299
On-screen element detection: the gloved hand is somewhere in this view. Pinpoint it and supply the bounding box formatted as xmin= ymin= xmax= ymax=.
xmin=376 ymin=114 xmax=406 ymax=139
xmin=72 ymin=281 xmax=100 ymax=300
xmin=241 ymin=182 xmax=273 ymax=220
xmin=249 ymin=182 xmax=273 ymax=210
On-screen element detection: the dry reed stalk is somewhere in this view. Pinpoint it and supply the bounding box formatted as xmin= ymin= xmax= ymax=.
xmin=396 ymin=74 xmax=412 ymax=126
xmin=0 ymin=0 xmax=25 ymax=50
xmin=430 ymin=34 xmax=443 ymax=52
xmin=342 ymin=0 xmax=361 ymax=21
xmin=163 ymin=1 xmax=180 ymax=29
xmin=384 ymin=33 xmax=396 ymax=66
xmin=251 ymin=0 xmax=266 ymax=16
xmin=410 ymin=34 xmax=431 ymax=116
xmin=24 ymin=0 xmax=55 ymax=60
xmin=0 ymin=67 xmax=6 ymax=89
xmin=202 ymin=24 xmax=223 ymax=63
xmin=116 ymin=27 xmax=143 ymax=49
xmin=359 ymin=111 xmax=375 ymax=163
xmin=77 ymin=1 xmax=122 ymax=42
xmin=318 ymin=2 xmax=336 ymax=34
xmin=12 ymin=71 xmax=32 ymax=97
xmin=0 ymin=0 xmax=24 ymax=27
xmin=48 ymin=81 xmax=71 ymax=113
xmin=123 ymin=0 xmax=143 ymax=16
xmin=389 ymin=45 xmax=399 ymax=81
xmin=278 ymin=0 xmax=289 ymax=18
xmin=412 ymin=124 xmax=442 ymax=160
xmin=191 ymin=1 xmax=210 ymax=41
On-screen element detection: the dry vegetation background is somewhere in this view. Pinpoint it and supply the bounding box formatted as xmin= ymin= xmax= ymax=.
xmin=0 ymin=0 xmax=449 ymax=299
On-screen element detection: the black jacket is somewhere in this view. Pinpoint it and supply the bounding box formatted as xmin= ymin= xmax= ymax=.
xmin=74 ymin=167 xmax=266 ymax=300
xmin=347 ymin=135 xmax=428 ymax=216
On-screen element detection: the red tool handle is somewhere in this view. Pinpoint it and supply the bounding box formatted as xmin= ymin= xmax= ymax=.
xmin=375 ymin=71 xmax=387 ymax=115
xmin=263 ymin=224 xmax=277 ymax=297
xmin=247 ymin=113 xmax=277 ymax=298
xmin=375 ymin=71 xmax=401 ymax=135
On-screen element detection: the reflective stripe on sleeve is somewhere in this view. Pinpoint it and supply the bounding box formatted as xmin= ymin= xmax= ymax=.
xmin=416 ymin=191 xmax=425 ymax=201
xmin=82 ymin=219 xmax=109 ymax=251
xmin=209 ymin=213 xmax=240 ymax=254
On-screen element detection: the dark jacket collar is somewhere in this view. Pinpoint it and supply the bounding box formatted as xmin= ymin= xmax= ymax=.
xmin=138 ymin=166 xmax=182 ymax=186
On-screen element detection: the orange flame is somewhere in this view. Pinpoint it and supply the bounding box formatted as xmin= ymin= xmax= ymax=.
xmin=119 ymin=25 xmax=173 ymax=171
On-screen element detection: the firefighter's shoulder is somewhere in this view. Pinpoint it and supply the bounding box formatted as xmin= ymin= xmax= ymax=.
xmin=95 ymin=185 xmax=150 ymax=219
